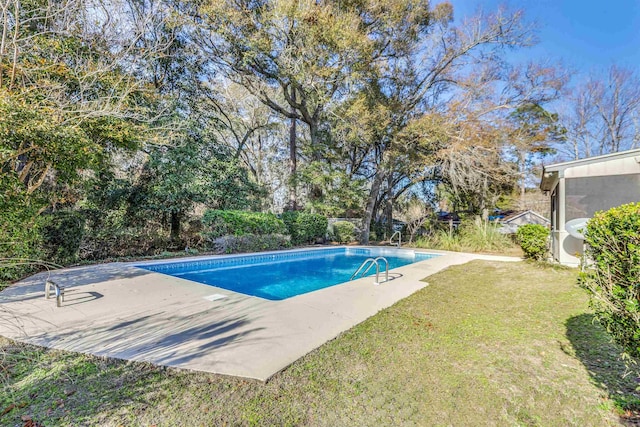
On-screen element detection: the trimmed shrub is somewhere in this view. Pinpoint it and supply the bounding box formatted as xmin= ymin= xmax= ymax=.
xmin=40 ymin=210 xmax=86 ymax=265
xmin=333 ymin=221 xmax=356 ymax=244
xmin=516 ymin=224 xmax=549 ymax=260
xmin=282 ymin=211 xmax=328 ymax=245
xmin=202 ymin=210 xmax=286 ymax=239
xmin=212 ymin=234 xmax=291 ymax=254
xmin=297 ymin=213 xmax=328 ymax=244
xmin=579 ymin=202 xmax=640 ymax=358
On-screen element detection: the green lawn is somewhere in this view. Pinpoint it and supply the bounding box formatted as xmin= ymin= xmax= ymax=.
xmin=1 ymin=260 xmax=638 ymax=426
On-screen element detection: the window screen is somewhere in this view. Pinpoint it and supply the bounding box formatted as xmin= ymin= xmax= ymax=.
xmin=565 ymin=174 xmax=640 ymax=221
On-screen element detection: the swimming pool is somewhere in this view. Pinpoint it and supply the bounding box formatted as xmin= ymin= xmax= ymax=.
xmin=137 ymin=247 xmax=439 ymax=300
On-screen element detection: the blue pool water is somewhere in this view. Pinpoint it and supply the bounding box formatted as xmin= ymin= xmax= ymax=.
xmin=137 ymin=247 xmax=438 ymax=300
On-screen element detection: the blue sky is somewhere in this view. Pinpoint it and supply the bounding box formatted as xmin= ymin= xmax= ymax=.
xmin=449 ymin=0 xmax=640 ymax=73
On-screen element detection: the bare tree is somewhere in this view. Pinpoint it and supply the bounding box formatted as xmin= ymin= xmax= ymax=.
xmin=593 ymin=66 xmax=640 ymax=154
xmin=560 ymin=65 xmax=640 ymax=159
xmin=395 ymin=196 xmax=433 ymax=244
xmin=354 ymin=6 xmax=544 ymax=244
xmin=558 ymin=85 xmax=597 ymax=160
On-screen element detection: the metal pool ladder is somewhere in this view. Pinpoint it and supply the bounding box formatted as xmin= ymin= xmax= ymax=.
xmin=390 ymin=231 xmax=402 ymax=247
xmin=350 ymin=256 xmax=389 ymax=285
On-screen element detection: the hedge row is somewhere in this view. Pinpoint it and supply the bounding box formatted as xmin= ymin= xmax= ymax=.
xmin=203 ymin=209 xmax=329 ymax=246
xmin=212 ymin=234 xmax=291 ymax=254
xmin=281 ymin=211 xmax=328 ymax=245
xmin=9 ymin=210 xmax=328 ymax=278
xmin=202 ymin=210 xmax=287 ymax=238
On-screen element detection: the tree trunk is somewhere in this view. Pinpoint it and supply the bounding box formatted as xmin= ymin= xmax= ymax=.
xmin=360 ymin=168 xmax=385 ymax=245
xmin=384 ymin=174 xmax=393 ymax=238
xmin=170 ymin=211 xmax=181 ymax=243
xmin=519 ymin=152 xmax=526 ymax=207
xmin=480 ymin=176 xmax=488 ymax=212
xmin=308 ymin=121 xmax=323 ymax=202
xmin=287 ymin=105 xmax=298 ymax=211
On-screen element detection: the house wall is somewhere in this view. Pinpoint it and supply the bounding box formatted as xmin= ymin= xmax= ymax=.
xmin=550 ymin=156 xmax=640 ymax=266
xmin=564 ymin=155 xmax=640 ymax=179
xmin=507 ymin=212 xmax=548 ymax=226
xmin=499 ymin=212 xmax=549 ymax=234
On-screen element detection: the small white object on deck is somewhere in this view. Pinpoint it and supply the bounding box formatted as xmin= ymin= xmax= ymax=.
xmin=203 ymin=294 xmax=227 ymax=302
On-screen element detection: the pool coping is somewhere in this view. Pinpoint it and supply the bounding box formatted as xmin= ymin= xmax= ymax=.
xmin=0 ymin=247 xmax=521 ymax=381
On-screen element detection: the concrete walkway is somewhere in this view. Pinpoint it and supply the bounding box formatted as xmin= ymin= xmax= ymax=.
xmin=0 ymin=248 xmax=520 ymax=381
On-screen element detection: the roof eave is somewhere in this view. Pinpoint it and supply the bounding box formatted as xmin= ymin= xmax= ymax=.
xmin=502 ymin=210 xmax=550 ymax=224
xmin=542 ymin=148 xmax=640 ymax=173
xmin=539 ymin=169 xmax=558 ymax=192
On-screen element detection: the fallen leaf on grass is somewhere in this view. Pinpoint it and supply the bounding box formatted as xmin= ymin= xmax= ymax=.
xmin=1 ymin=404 xmax=15 ymax=416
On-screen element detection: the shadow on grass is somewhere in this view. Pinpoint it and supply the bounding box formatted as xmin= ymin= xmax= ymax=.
xmin=566 ymin=313 xmax=640 ymax=425
xmin=0 ymin=339 xmax=182 ymax=426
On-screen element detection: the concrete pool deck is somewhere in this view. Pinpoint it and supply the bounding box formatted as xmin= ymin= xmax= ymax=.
xmin=0 ymin=248 xmax=521 ymax=381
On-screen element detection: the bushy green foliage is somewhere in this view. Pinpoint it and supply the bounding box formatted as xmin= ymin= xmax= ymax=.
xmin=580 ymin=202 xmax=640 ymax=358
xmin=134 ymin=144 xmax=266 ymax=237
xmin=281 ymin=211 xmax=299 ymax=240
xmin=299 ymin=163 xmax=368 ymax=217
xmin=212 ymin=234 xmax=291 ymax=254
xmin=298 ymin=213 xmax=328 ymax=243
xmin=282 ymin=211 xmax=328 ymax=245
xmin=40 ymin=210 xmax=86 ymax=265
xmin=369 ymin=220 xmax=386 ymax=242
xmin=332 ymin=221 xmax=356 ymax=244
xmin=202 ymin=210 xmax=286 ymax=239
xmin=516 ymin=224 xmax=549 ymax=260
xmin=78 ymin=193 xmax=174 ymax=260
xmin=0 ymin=178 xmax=44 ymax=285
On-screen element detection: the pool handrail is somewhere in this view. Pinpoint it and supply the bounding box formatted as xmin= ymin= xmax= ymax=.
xmin=390 ymin=231 xmax=402 ymax=247
xmin=350 ymin=256 xmax=389 ymax=285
